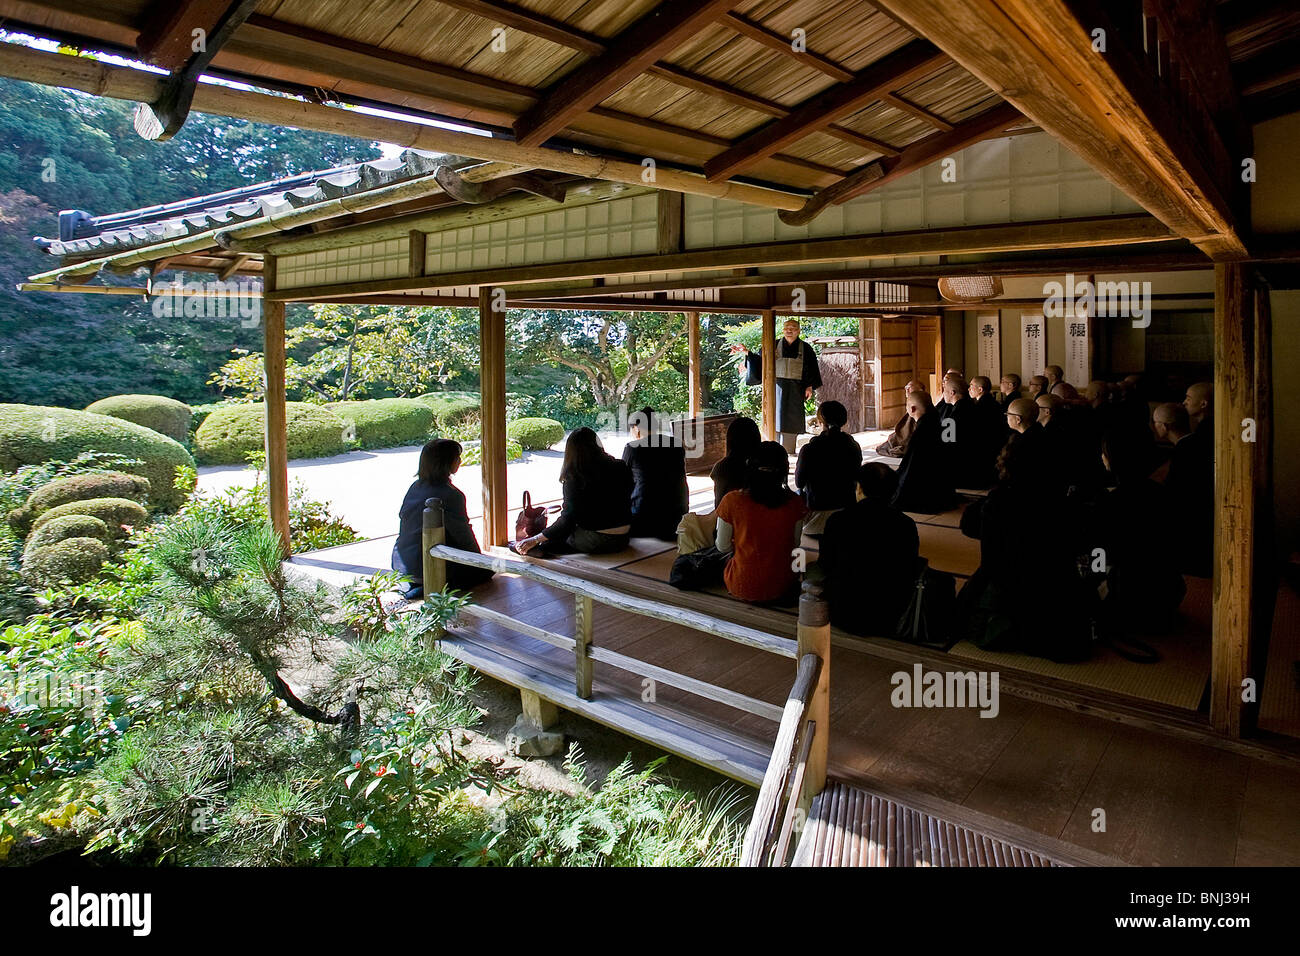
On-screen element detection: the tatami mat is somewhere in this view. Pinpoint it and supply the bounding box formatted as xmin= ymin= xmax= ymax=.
xmin=917 ymin=524 xmax=981 ymax=578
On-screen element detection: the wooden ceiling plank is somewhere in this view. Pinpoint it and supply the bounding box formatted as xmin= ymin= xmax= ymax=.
xmin=872 ymin=0 xmax=1247 ymax=259
xmin=702 ymin=39 xmax=946 ymax=181
xmin=721 ymin=11 xmax=855 ymax=82
xmin=512 ymin=0 xmax=737 ymax=148
xmin=880 ymin=92 xmax=953 ymax=130
xmin=431 ymin=0 xmax=606 ymax=56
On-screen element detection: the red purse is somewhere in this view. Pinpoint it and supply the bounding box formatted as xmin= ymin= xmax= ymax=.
xmin=515 ymin=490 xmax=548 ymax=540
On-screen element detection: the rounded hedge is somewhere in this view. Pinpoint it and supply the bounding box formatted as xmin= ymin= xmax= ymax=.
xmin=85 ymin=394 xmax=192 ymax=443
xmin=189 ymin=402 xmax=238 ymax=436
xmin=506 ymin=417 xmax=565 ymax=450
xmin=326 ymin=399 xmax=434 ymax=450
xmin=0 ymin=404 xmax=194 ymax=511
xmin=193 ymin=402 xmax=351 ymax=465
xmin=22 ymin=536 xmax=110 ymax=587
xmin=459 ymin=439 xmax=522 ymax=466
xmin=30 ymin=497 xmax=149 ymax=538
xmin=24 ymin=514 xmax=113 ymax=554
xmin=10 ymin=471 xmax=151 ymax=532
xmin=431 ymin=397 xmax=480 ymax=432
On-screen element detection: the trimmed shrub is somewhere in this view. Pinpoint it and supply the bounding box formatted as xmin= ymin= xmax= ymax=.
xmin=24 ymin=514 xmax=113 ymax=554
xmin=194 ymin=402 xmax=351 ymax=465
xmin=431 ymin=397 xmax=481 ymax=432
xmin=21 ymin=536 xmax=110 ymax=587
xmin=460 ymin=439 xmax=522 ymax=466
xmin=0 ymin=404 xmax=194 ymax=511
xmin=326 ymin=399 xmax=435 ymax=450
xmin=189 ymin=402 xmax=237 ymax=436
xmin=85 ymin=394 xmax=192 ymax=443
xmin=30 ymin=497 xmax=149 ymax=539
xmin=10 ymin=471 xmax=150 ymax=532
xmin=506 ymin=417 xmax=565 ymax=451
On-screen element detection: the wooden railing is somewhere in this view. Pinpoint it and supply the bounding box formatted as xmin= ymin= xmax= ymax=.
xmin=421 ymin=499 xmax=795 ymax=724
xmin=739 ymin=578 xmax=831 ymax=867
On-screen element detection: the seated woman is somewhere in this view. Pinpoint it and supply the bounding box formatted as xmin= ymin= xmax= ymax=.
xmin=517 ymin=427 xmax=633 ymax=556
xmin=622 ymin=406 xmax=688 ymax=540
xmin=716 ymin=441 xmax=807 ymax=604
xmin=710 ymin=415 xmax=761 ymax=509
xmin=820 ymin=463 xmax=919 ymax=636
xmin=392 ymin=438 xmax=494 ymax=599
xmin=794 ymin=400 xmax=862 ymax=534
xmin=890 ymin=391 xmax=956 ymax=514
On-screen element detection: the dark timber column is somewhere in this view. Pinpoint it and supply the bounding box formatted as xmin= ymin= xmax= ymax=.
xmin=262 ymin=257 xmax=290 ymax=557
xmin=1211 ymin=262 xmax=1256 ymax=736
xmin=761 ymin=308 xmax=777 ymax=440
xmin=687 ymin=311 xmax=702 ymax=419
xmin=479 ymin=285 xmax=508 ymax=547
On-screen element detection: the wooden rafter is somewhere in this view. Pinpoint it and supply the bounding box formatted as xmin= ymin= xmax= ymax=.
xmin=703 ymin=40 xmax=948 ymax=182
xmin=880 ymin=92 xmax=953 ymax=131
xmin=433 ymin=0 xmax=605 ymax=55
xmin=135 ymin=0 xmax=246 ymax=72
xmin=872 ymin=0 xmax=1248 ymax=259
xmin=722 ymin=11 xmax=855 ymax=82
xmin=512 ymin=0 xmax=736 ymax=148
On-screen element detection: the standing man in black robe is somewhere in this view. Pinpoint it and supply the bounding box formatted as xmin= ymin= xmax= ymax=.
xmin=738 ymin=318 xmax=822 ymax=454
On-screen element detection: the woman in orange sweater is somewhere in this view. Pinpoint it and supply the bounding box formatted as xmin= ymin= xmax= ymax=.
xmin=715 ymin=441 xmax=807 ymax=604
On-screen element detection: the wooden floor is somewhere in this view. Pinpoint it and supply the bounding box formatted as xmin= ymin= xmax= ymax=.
xmin=438 ymin=570 xmax=1300 ymax=867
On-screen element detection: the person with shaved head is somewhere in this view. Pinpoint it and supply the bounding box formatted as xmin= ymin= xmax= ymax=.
xmin=875 ymin=380 xmax=927 ymax=458
xmin=997 ymin=373 xmax=1022 ymax=409
xmin=891 ymin=390 xmax=956 ymax=514
xmin=1044 ymin=365 xmax=1065 ymax=388
xmin=1168 ymin=385 xmax=1215 ymax=577
xmin=1027 ymin=375 xmax=1049 ymax=399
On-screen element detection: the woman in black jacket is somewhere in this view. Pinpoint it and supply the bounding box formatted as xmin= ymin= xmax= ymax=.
xmin=517 ymin=428 xmax=633 ymax=555
xmin=392 ymin=439 xmax=494 ymax=599
xmin=795 ymin=400 xmax=862 ymax=521
xmin=709 ymin=415 xmax=761 ymax=509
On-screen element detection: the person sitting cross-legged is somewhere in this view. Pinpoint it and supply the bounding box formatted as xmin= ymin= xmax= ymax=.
xmin=820 ymin=462 xmax=919 ymax=637
xmin=517 ymin=427 xmax=633 ymax=556
xmin=716 ymin=441 xmax=807 ymax=605
xmin=622 ymin=406 xmax=688 ymax=541
xmin=795 ymin=399 xmax=862 ymax=534
xmin=891 ymin=391 xmax=956 ymax=515
xmin=392 ymin=439 xmax=494 ymax=599
xmin=710 ymin=415 xmax=762 ymax=509
xmin=875 ymin=380 xmax=926 ymax=458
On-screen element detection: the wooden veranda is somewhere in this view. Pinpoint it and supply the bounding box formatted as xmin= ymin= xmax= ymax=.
xmin=8 ymin=0 xmax=1300 ymax=865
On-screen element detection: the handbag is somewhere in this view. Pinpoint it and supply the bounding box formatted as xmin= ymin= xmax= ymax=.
xmin=894 ymin=557 xmax=958 ymax=649
xmin=676 ymin=511 xmax=717 ymax=555
xmin=515 ymin=490 xmax=548 ymax=540
xmin=743 ymin=350 xmax=762 ymax=387
xmin=669 ymin=546 xmax=729 ymax=591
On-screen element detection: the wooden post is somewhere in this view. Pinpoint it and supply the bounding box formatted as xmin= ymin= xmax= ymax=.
xmin=479 ymin=285 xmax=509 ymax=547
xmin=521 ymin=690 xmax=558 ymax=730
xmin=574 ymin=594 xmax=593 ymax=699
xmin=796 ymin=578 xmax=830 ymax=800
xmin=761 ymin=307 xmax=777 ymax=440
xmin=421 ymin=497 xmax=446 ymax=597
xmin=261 ymin=256 xmax=290 ymax=557
xmin=686 ymin=310 xmax=702 ymax=419
xmin=1211 ymin=262 xmax=1256 ymax=737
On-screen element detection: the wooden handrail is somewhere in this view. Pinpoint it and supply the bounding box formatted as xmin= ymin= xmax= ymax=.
xmin=740 ymin=652 xmax=821 ymax=866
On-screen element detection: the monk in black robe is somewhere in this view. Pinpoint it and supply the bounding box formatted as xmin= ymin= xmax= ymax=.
xmin=740 ymin=318 xmax=822 ymax=454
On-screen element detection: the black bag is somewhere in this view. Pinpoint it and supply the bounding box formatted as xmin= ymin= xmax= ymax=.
xmin=743 ymin=350 xmax=762 ymax=387
xmin=669 ymin=546 xmax=729 ymax=591
xmin=894 ymin=557 xmax=958 ymax=649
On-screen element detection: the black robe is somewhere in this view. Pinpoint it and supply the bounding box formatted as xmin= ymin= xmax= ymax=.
xmin=747 ymin=338 xmax=822 ymax=434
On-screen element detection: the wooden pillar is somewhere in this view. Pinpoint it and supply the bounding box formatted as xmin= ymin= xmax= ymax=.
xmin=479 ymin=285 xmax=508 ymax=547
xmin=262 ymin=256 xmax=290 ymax=557
xmin=574 ymin=594 xmax=593 ymax=699
xmin=796 ymin=579 xmax=830 ymax=800
xmin=761 ymin=307 xmax=777 ymax=440
xmin=686 ymin=311 xmax=702 ymax=419
xmin=1211 ymin=262 xmax=1256 ymax=737
xmin=421 ymin=497 xmax=446 ymax=597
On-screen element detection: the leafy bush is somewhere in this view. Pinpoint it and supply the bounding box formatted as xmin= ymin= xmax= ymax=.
xmin=188 ymin=402 xmax=238 ymax=437
xmin=85 ymin=395 xmax=192 ymax=443
xmin=506 ymin=417 xmax=565 ymax=450
xmin=21 ymin=537 xmax=111 ymax=587
xmin=193 ymin=402 xmax=352 ymax=465
xmin=431 ymin=397 xmax=481 ymax=432
xmin=9 ymin=471 xmax=150 ymax=533
xmin=326 ymin=398 xmax=434 ymax=450
xmin=30 ymin=497 xmax=149 ymax=539
xmin=24 ymin=514 xmax=113 ymax=554
xmin=459 ymin=439 xmax=522 ymax=465
xmin=0 ymin=404 xmax=194 ymax=511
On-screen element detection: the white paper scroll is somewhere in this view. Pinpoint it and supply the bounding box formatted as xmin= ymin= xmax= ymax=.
xmin=976 ymin=312 xmax=1001 ymax=383
xmin=1064 ymin=314 xmax=1089 ymax=388
xmin=1020 ymin=312 xmax=1045 ymax=382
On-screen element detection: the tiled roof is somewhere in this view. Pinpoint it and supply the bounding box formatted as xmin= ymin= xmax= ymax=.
xmin=33 ymin=149 xmax=470 ymax=260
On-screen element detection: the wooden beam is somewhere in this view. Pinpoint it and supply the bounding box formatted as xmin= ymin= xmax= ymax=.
xmin=880 ymin=92 xmax=953 ymax=131
xmin=135 ymin=0 xmax=246 ymax=72
xmin=722 ymin=12 xmax=855 ymax=83
xmin=1211 ymin=262 xmax=1255 ymax=736
xmin=408 ymin=230 xmax=426 ymax=278
xmin=780 ymin=102 xmax=1023 ymax=225
xmin=261 ymin=257 xmax=290 ymax=557
xmin=656 ymin=191 xmax=684 ymax=256
xmin=872 ymin=0 xmax=1247 ymax=259
xmin=796 ymin=581 xmax=830 ymax=800
xmin=433 ymin=0 xmax=605 ymax=56
xmin=479 ymin=285 xmax=509 ymax=547
xmin=268 ymin=215 xmax=1178 ymax=301
xmin=761 ymin=308 xmax=776 ymax=441
xmin=512 ymin=0 xmax=735 ymax=147
xmin=687 ymin=311 xmax=702 ymax=418
xmin=1143 ymin=0 xmax=1246 ymax=148
xmin=703 ymin=40 xmax=948 ymax=182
